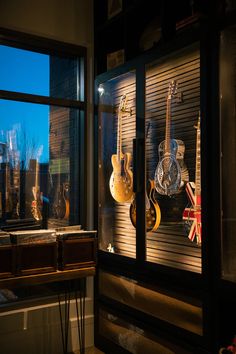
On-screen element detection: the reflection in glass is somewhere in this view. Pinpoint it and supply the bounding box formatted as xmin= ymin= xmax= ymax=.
xmin=0 ymin=100 xmax=79 ymax=227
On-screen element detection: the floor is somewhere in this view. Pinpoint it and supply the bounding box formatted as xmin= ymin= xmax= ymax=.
xmin=86 ymin=347 xmax=104 ymax=354
xmin=73 ymin=347 xmax=104 ymax=354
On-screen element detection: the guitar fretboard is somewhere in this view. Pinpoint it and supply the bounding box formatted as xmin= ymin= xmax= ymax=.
xmin=164 ymin=96 xmax=171 ymax=153
xmin=195 ymin=117 xmax=201 ymax=198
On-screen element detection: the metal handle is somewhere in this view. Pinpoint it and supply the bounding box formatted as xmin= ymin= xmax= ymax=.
xmin=133 ymin=138 xmax=144 ymax=193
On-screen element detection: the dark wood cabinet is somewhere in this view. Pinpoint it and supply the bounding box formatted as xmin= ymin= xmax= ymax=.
xmin=94 ymin=2 xmax=236 ymax=353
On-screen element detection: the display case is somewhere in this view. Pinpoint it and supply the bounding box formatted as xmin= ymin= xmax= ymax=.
xmin=95 ymin=31 xmax=207 ymax=352
xmin=97 ymin=43 xmax=201 ymax=272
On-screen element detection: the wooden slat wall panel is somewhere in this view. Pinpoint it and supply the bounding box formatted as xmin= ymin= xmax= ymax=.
xmin=112 ymin=79 xmax=136 ymax=258
xmin=99 ymin=46 xmax=201 ymax=272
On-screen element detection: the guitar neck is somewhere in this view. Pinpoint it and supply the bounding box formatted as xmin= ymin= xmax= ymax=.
xmin=164 ymin=97 xmax=171 ymax=153
xmin=195 ymin=119 xmax=201 ymax=197
xmin=117 ymin=110 xmax=122 ymax=160
xmin=35 ymin=160 xmax=39 ymax=190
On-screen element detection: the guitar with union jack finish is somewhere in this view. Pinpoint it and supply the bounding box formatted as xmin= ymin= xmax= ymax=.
xmin=182 ymin=114 xmax=201 ymax=244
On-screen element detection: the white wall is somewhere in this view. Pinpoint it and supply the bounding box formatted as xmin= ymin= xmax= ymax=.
xmin=0 ymin=1 xmax=95 ymax=353
xmin=0 ymin=277 xmax=94 ymax=354
xmin=0 ymin=0 xmax=93 ymax=46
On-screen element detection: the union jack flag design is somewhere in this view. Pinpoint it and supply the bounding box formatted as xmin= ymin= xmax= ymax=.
xmin=182 ymin=181 xmax=201 ymax=245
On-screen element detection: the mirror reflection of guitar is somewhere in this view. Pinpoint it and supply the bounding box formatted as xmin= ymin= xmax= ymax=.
xmin=31 ymin=160 xmax=42 ymax=221
xmin=154 ymin=80 xmax=188 ymax=196
xmin=53 ymin=141 xmax=70 ymax=220
xmin=109 ymin=94 xmax=133 ymax=203
xmin=54 ymin=182 xmax=69 ymax=219
xmin=130 ymin=179 xmax=161 ymax=232
xmin=183 ymin=114 xmax=201 ymax=245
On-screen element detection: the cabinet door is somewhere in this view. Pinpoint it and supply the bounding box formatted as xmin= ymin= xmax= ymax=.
xmin=145 ymin=44 xmax=202 ymax=273
xmin=97 ymin=71 xmax=136 ymax=258
xmin=220 ymin=25 xmax=236 ymax=282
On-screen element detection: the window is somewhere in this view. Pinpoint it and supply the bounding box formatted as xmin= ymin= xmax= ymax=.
xmin=0 ymin=34 xmax=86 ymax=230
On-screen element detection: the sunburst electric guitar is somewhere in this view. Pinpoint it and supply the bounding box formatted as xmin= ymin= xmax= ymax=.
xmin=183 ymin=114 xmax=201 ymax=245
xmin=109 ymin=94 xmax=133 ymax=203
xmin=154 ymin=80 xmax=188 ymax=196
xmin=130 ymin=179 xmax=161 ymax=232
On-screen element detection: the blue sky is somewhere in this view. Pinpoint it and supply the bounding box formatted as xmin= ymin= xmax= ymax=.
xmin=0 ymin=45 xmax=49 ymax=163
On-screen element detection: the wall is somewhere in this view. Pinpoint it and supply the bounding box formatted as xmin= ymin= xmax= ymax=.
xmin=0 ymin=1 xmax=94 ymax=353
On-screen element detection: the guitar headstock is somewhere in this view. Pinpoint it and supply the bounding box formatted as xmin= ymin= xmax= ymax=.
xmin=119 ymin=94 xmax=132 ymax=115
xmin=168 ymin=80 xmax=178 ymax=100
xmin=119 ymin=94 xmax=127 ymax=112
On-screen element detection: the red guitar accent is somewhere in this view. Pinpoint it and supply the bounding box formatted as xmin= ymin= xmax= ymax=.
xmin=183 ymin=114 xmax=201 ymax=245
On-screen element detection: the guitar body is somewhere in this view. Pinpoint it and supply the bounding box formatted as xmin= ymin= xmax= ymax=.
xmin=130 ymin=179 xmax=161 ymax=232
xmin=155 ymin=139 xmax=181 ymax=196
xmin=183 ymin=182 xmax=201 ymax=244
xmin=63 ymin=182 xmax=70 ymax=220
xmin=109 ymin=152 xmax=133 ymax=203
xmin=53 ymin=185 xmax=66 ymax=219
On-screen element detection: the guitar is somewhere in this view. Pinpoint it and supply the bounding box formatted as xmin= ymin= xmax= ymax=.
xmin=31 ymin=160 xmax=42 ymax=221
xmin=130 ymin=179 xmax=161 ymax=232
xmin=53 ymin=183 xmax=69 ymax=219
xmin=53 ymin=141 xmax=70 ymax=219
xmin=109 ymin=94 xmax=133 ymax=203
xmin=183 ymin=114 xmax=201 ymax=245
xmin=154 ymin=80 xmax=188 ymax=196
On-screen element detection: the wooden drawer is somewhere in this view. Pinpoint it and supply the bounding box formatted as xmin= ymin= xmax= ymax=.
xmin=58 ymin=237 xmax=97 ymax=270
xmin=16 ymin=242 xmax=57 ymax=276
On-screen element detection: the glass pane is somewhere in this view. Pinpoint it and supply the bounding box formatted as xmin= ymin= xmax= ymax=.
xmin=145 ymin=45 xmax=202 ymax=273
xmin=99 ymin=270 xmax=203 ymax=335
xmin=0 ymin=99 xmax=80 ymax=227
xmin=220 ymin=25 xmax=236 ymax=282
xmin=99 ymin=308 xmax=194 ymax=354
xmin=0 ymin=45 xmax=81 ymax=100
xmin=98 ymin=71 xmax=136 ymax=257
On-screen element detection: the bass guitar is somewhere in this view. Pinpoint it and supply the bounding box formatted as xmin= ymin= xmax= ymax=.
xmin=130 ymin=179 xmax=161 ymax=232
xmin=31 ymin=160 xmax=42 ymax=221
xmin=154 ymin=80 xmax=188 ymax=196
xmin=183 ymin=114 xmax=201 ymax=244
xmin=109 ymin=94 xmax=133 ymax=203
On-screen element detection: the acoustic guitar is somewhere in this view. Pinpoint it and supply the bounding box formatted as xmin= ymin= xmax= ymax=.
xmin=154 ymin=80 xmax=188 ymax=196
xmin=109 ymin=94 xmax=133 ymax=203
xmin=130 ymin=179 xmax=161 ymax=232
xmin=183 ymin=114 xmax=201 ymax=245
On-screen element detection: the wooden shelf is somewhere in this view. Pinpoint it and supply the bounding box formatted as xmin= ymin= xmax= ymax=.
xmin=0 ymin=267 xmax=96 ymax=289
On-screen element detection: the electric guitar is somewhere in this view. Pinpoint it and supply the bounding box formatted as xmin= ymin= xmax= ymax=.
xmin=31 ymin=160 xmax=42 ymax=221
xmin=109 ymin=94 xmax=133 ymax=203
xmin=154 ymin=80 xmax=188 ymax=196
xmin=130 ymin=179 xmax=161 ymax=232
xmin=183 ymin=114 xmax=201 ymax=244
